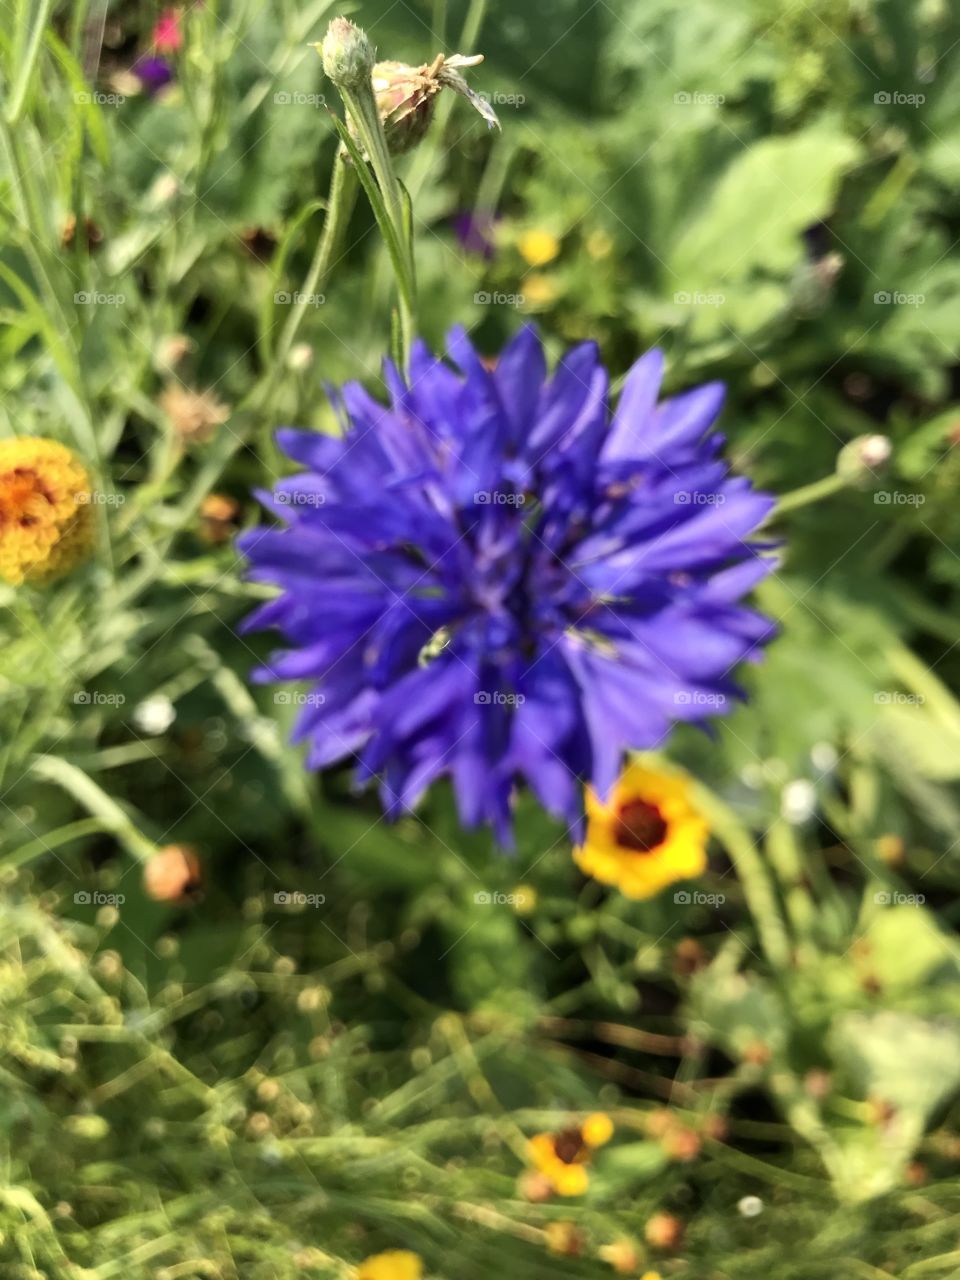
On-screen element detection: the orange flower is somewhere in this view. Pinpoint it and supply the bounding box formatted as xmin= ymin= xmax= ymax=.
xmin=0 ymin=438 xmax=93 ymax=585
xmin=160 ymin=384 xmax=230 ymax=444
xmin=574 ymin=762 xmax=709 ymax=900
xmin=528 ymin=1113 xmax=613 ymax=1196
xmin=143 ymin=844 xmax=202 ymax=903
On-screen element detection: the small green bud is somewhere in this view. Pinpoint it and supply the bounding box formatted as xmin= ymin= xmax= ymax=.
xmin=836 ymin=433 xmax=892 ymax=485
xmin=317 ymin=17 xmax=376 ymax=91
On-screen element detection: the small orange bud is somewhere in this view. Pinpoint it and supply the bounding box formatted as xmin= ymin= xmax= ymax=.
xmin=662 ymin=1125 xmax=701 ymax=1162
xmin=143 ymin=844 xmax=202 ymax=903
xmin=803 ymin=1069 xmax=832 ymax=1101
xmin=644 ymin=1212 xmax=684 ymax=1251
xmin=199 ymin=493 xmax=240 ymax=543
xmin=545 ymin=1221 xmax=583 ymax=1257
xmin=598 ymin=1239 xmax=640 ymax=1273
xmin=518 ymin=1170 xmax=553 ymax=1202
xmin=741 ymin=1040 xmax=772 ymax=1066
xmin=876 ymin=834 xmax=905 ymax=865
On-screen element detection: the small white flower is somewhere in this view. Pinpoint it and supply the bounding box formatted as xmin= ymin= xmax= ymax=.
xmin=781 ymin=779 xmax=816 ymax=824
xmin=133 ymin=695 xmax=176 ymax=736
xmin=738 ymin=1194 xmax=763 ymax=1217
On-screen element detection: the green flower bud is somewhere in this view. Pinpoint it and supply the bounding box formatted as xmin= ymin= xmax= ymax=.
xmin=318 ymin=16 xmax=376 ymax=91
xmin=836 ymin=433 xmax=892 ymax=486
xmin=368 ymin=53 xmax=501 ymax=155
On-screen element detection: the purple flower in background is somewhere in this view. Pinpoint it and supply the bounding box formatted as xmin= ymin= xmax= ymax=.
xmin=452 ymin=209 xmax=499 ymax=259
xmin=240 ymin=328 xmax=776 ymax=844
xmin=133 ymin=55 xmax=173 ymax=95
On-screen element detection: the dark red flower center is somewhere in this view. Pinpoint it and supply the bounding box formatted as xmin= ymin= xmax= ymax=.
xmin=615 ymin=799 xmax=668 ymax=853
xmin=552 ymin=1127 xmax=586 ymax=1164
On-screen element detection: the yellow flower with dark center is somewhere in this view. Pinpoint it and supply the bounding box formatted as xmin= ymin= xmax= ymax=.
xmin=574 ymin=763 xmax=709 ymax=900
xmin=0 ymin=437 xmax=93 ymax=585
xmin=518 ymin=228 xmax=561 ymax=267
xmin=528 ymin=1112 xmax=614 ymax=1196
xmin=356 ymin=1251 xmax=423 ymax=1280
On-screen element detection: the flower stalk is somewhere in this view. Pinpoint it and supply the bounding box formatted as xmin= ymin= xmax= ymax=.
xmin=317 ymin=19 xmax=418 ymax=370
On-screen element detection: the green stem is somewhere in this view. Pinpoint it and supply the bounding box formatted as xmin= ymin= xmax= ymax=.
xmin=260 ymin=153 xmax=358 ymax=406
xmin=4 ymin=0 xmax=55 ymax=124
xmin=772 ymin=471 xmax=849 ymax=518
xmin=336 ymin=86 xmax=417 ymax=370
xmin=30 ymin=755 xmax=158 ymax=863
xmin=692 ymin=782 xmax=792 ymax=970
xmin=765 ymin=819 xmax=817 ymax=953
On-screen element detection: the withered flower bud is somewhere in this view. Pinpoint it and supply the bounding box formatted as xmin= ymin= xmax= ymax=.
xmin=368 ymin=53 xmax=500 ymax=155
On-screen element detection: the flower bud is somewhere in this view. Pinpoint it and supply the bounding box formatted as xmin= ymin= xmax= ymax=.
xmin=318 ymin=17 xmax=375 ymax=91
xmin=368 ymin=53 xmax=500 ymax=155
xmin=836 ymin=433 xmax=892 ymax=485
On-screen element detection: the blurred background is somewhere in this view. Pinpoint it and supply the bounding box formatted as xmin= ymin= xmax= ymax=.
xmin=2 ymin=0 xmax=960 ymax=1276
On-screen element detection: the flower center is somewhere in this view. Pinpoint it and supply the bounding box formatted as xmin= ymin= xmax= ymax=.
xmin=552 ymin=1128 xmax=586 ymax=1164
xmin=614 ymin=799 xmax=668 ymax=853
xmin=0 ymin=468 xmax=50 ymax=528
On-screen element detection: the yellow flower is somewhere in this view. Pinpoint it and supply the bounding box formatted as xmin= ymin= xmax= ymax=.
xmin=528 ymin=1113 xmax=614 ymax=1196
xmin=574 ymin=763 xmax=709 ymax=900
xmin=0 ymin=437 xmax=93 ymax=585
xmin=356 ymin=1251 xmax=423 ymax=1280
xmin=512 ymin=883 xmax=537 ymax=914
xmin=521 ymin=273 xmax=558 ymax=309
xmin=518 ymin=228 xmax=560 ymax=267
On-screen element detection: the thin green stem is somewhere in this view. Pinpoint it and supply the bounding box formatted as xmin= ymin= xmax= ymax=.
xmin=692 ymin=782 xmax=792 ymax=970
xmin=4 ymin=0 xmax=55 ymax=124
xmin=263 ymin=153 xmax=359 ymax=403
xmin=772 ymin=471 xmax=849 ymax=518
xmin=336 ymin=86 xmax=417 ymax=369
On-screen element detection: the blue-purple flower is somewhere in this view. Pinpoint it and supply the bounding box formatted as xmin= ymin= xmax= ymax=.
xmin=133 ymin=55 xmax=173 ymax=96
xmin=240 ymin=328 xmax=776 ymax=843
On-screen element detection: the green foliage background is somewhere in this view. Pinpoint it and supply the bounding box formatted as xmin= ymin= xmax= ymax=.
xmin=2 ymin=0 xmax=960 ymax=1276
